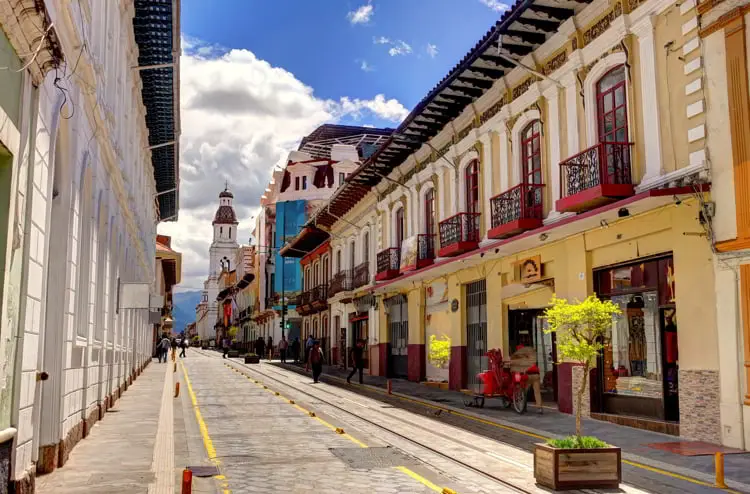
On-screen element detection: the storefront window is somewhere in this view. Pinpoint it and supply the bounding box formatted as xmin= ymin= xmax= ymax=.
xmin=603 ymin=292 xmax=662 ymax=399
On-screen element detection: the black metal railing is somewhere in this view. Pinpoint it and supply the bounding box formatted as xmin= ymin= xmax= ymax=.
xmin=417 ymin=234 xmax=436 ymax=262
xmin=328 ymin=270 xmax=353 ymax=297
xmin=560 ymin=142 xmax=632 ymax=198
xmin=311 ymin=284 xmax=328 ymax=304
xmin=353 ymin=262 xmax=370 ymax=289
xmin=490 ymin=183 xmax=545 ymax=228
xmin=439 ymin=212 xmax=481 ymax=249
xmin=376 ymin=248 xmax=400 ymax=275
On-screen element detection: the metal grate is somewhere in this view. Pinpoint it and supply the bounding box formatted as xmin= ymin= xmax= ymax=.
xmin=466 ymin=279 xmax=487 ymax=392
xmin=329 ymin=447 xmax=419 ymax=469
xmin=388 ymin=298 xmax=408 ymax=378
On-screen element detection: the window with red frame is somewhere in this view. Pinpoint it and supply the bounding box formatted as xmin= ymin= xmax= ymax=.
xmin=521 ymin=120 xmax=543 ymax=185
xmin=465 ymin=160 xmax=480 ymax=213
xmin=597 ymin=66 xmax=628 ymax=143
xmin=424 ymin=188 xmax=435 ymax=235
xmin=395 ymin=207 xmax=405 ymax=247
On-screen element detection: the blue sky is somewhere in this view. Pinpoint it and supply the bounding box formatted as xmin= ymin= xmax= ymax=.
xmin=181 ymin=0 xmax=507 ymax=127
xmin=161 ymin=0 xmax=510 ymax=288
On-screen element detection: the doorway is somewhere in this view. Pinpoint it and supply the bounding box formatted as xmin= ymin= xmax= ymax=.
xmin=388 ymin=297 xmax=408 ymax=379
xmin=509 ymin=309 xmax=557 ymax=403
xmin=350 ymin=316 xmax=369 ymax=370
xmin=466 ymin=280 xmax=487 ymax=393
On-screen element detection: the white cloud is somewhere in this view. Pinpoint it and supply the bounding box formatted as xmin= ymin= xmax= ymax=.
xmin=479 ymin=0 xmax=510 ymax=12
xmin=360 ymin=60 xmax=374 ymax=72
xmin=373 ymin=36 xmax=391 ymax=45
xmin=388 ymin=40 xmax=413 ymax=57
xmin=347 ymin=3 xmax=374 ymax=24
xmin=426 ymin=43 xmax=438 ymax=58
xmin=159 ymin=42 xmax=406 ymax=289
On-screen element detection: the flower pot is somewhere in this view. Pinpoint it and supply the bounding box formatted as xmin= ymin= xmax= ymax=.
xmin=227 ymin=350 xmax=240 ymax=358
xmin=534 ymin=443 xmax=621 ymax=490
xmin=244 ymin=355 xmax=260 ymax=364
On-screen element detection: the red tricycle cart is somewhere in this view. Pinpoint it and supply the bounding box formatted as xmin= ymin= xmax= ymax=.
xmin=465 ymin=348 xmax=529 ymax=413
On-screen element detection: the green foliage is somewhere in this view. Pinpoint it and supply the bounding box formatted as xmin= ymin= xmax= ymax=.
xmin=227 ymin=326 xmax=239 ymax=341
xmin=547 ymin=435 xmax=609 ymax=449
xmin=191 ymin=335 xmax=199 ymax=343
xmin=544 ymin=295 xmax=620 ymax=367
xmin=428 ymin=335 xmax=451 ymax=369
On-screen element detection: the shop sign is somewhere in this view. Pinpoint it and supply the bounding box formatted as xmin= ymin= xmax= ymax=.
xmin=400 ymin=235 xmax=418 ymax=272
xmin=516 ymin=255 xmax=542 ymax=284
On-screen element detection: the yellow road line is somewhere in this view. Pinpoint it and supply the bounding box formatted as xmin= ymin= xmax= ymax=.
xmin=182 ymin=362 xmax=231 ymax=493
xmin=224 ymin=362 xmax=455 ymax=493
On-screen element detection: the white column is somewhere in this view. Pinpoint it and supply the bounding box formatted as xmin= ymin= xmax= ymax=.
xmin=436 ymin=168 xmax=446 ymax=220
xmin=498 ymin=126 xmax=509 ymax=193
xmin=449 ymin=165 xmax=458 ymax=215
xmin=562 ymin=72 xmax=580 ymax=158
xmin=632 ymin=15 xmax=663 ymax=186
xmin=543 ymin=85 xmax=562 ymax=220
xmin=479 ymin=132 xmax=495 ymax=232
xmin=410 ymin=183 xmax=420 ymax=236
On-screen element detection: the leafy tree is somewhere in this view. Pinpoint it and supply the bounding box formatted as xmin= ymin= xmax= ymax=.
xmin=545 ymin=295 xmax=620 ymax=439
xmin=227 ymin=326 xmax=239 ymax=342
xmin=428 ymin=334 xmax=451 ymax=369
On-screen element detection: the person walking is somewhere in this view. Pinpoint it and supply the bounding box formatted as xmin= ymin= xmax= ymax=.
xmin=179 ymin=338 xmax=188 ymax=358
xmin=222 ymin=337 xmax=230 ymax=358
xmin=158 ymin=334 xmax=171 ymax=363
xmin=510 ymin=340 xmax=544 ymax=414
xmin=171 ymin=337 xmax=178 ymax=361
xmin=310 ymin=341 xmax=325 ymax=383
xmin=266 ymin=336 xmax=274 ymax=361
xmin=291 ymin=337 xmax=301 ymax=364
xmin=305 ymin=334 xmax=314 ymax=364
xmin=347 ymin=339 xmax=365 ymax=385
xmin=279 ymin=335 xmax=288 ymax=363
xmin=256 ymin=336 xmax=265 ymax=360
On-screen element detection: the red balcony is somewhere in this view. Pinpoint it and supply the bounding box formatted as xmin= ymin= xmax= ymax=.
xmin=311 ymin=284 xmax=328 ymax=310
xmin=376 ymin=248 xmax=401 ymax=281
xmin=488 ymin=183 xmax=545 ymax=239
xmin=557 ymin=142 xmax=635 ymax=213
xmin=439 ymin=212 xmax=481 ymax=257
xmin=416 ymin=234 xmax=436 ymax=269
xmin=352 ymin=262 xmax=371 ymax=289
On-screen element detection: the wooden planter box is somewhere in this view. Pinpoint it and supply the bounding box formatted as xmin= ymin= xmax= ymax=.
xmin=534 ymin=443 xmax=621 ymax=490
xmin=244 ymin=355 xmax=260 ymax=364
xmin=227 ymin=350 xmax=240 ymax=358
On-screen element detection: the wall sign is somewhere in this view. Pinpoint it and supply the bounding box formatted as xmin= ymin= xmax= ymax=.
xmin=451 ymin=299 xmax=459 ymax=312
xmin=517 ymin=255 xmax=542 ymax=284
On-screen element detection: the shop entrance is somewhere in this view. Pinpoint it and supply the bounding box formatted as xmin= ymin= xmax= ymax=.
xmin=387 ymin=296 xmax=408 ymax=379
xmin=508 ymin=309 xmax=557 ymax=403
xmin=350 ymin=315 xmax=369 ymax=370
xmin=466 ymin=280 xmax=488 ymax=393
xmin=596 ymin=256 xmax=679 ymax=422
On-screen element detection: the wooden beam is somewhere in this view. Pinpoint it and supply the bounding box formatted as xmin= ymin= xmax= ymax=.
xmin=478 ymin=54 xmax=515 ymax=68
xmin=505 ymin=29 xmax=546 ymax=45
xmin=449 ymin=84 xmax=484 ymax=98
xmin=468 ymin=65 xmax=505 ymax=79
xmin=500 ymin=43 xmax=534 ymax=57
xmin=526 ymin=5 xmax=574 ymax=20
xmin=439 ymin=93 xmax=473 ymax=104
xmin=456 ymin=76 xmax=494 ymax=89
xmin=515 ymin=16 xmax=559 ymax=32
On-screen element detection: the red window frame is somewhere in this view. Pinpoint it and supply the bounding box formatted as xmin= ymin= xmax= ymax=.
xmin=465 ymin=160 xmax=480 ymax=214
xmin=395 ymin=207 xmax=405 ymax=247
xmin=521 ymin=120 xmax=542 ymax=185
xmin=424 ymin=188 xmax=435 ymax=235
xmin=596 ymin=65 xmax=628 ymax=143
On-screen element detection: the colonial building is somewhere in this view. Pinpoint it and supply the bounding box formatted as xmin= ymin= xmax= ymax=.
xmin=154 ymin=235 xmax=182 ymax=344
xmin=253 ymin=124 xmax=392 ymax=348
xmin=0 ymin=0 xmax=179 ymax=490
xmin=297 ymin=241 xmax=332 ymax=360
xmin=280 ymin=0 xmax=733 ymax=446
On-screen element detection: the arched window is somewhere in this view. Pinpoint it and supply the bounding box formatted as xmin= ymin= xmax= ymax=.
xmin=597 ymin=66 xmax=628 ymax=143
xmin=313 ymin=318 xmax=319 ymax=338
xmin=465 ymin=161 xmax=480 ymax=214
xmin=322 ymin=255 xmax=329 ymax=284
xmin=349 ymin=240 xmax=356 ymax=270
xmin=363 ymin=231 xmax=370 ymax=264
xmin=395 ymin=207 xmax=405 ymax=248
xmin=220 ymin=226 xmax=223 ymax=236
xmin=424 ymin=188 xmax=435 ymax=235
xmin=521 ymin=120 xmax=542 ymax=185
xmin=336 ymin=250 xmax=342 ymax=273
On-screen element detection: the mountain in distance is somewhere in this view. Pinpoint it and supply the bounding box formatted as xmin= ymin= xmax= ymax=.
xmin=171 ymin=290 xmax=201 ymax=334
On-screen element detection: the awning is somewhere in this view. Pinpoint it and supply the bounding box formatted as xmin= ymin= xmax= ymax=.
xmin=280 ymin=227 xmax=330 ymax=258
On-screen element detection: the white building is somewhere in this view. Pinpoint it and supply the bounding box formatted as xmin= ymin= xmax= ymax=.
xmin=0 ymin=0 xmax=179 ymax=490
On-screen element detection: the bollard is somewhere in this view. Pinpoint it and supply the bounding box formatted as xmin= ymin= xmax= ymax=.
xmin=175 ymin=382 xmax=180 ymax=398
xmin=181 ymin=468 xmax=193 ymax=494
xmin=174 ymin=362 xmax=177 ymax=373
xmin=715 ymin=452 xmax=727 ymax=488
xmin=387 ymin=379 xmax=392 ymax=395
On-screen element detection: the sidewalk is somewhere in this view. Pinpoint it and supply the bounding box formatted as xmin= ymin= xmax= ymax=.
xmin=36 ymin=361 xmax=174 ymax=494
xmin=278 ymin=362 xmax=750 ymax=491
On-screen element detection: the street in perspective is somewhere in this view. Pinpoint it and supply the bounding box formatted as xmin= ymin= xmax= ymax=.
xmin=1 ymin=0 xmax=750 ymax=493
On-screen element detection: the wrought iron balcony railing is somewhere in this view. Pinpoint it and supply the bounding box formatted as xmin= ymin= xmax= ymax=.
xmin=560 ymin=142 xmax=633 ymax=198
xmin=488 ymin=183 xmax=545 ymax=239
xmin=417 ymin=234 xmax=436 ymax=268
xmin=353 ymin=262 xmax=371 ymax=289
xmin=439 ymin=212 xmax=481 ymax=257
xmin=328 ymin=270 xmax=353 ymax=297
xmin=376 ymin=248 xmax=401 ymax=281
xmin=311 ymin=284 xmax=328 ymax=305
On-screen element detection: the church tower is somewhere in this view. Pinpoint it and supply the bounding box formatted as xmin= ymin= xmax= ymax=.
xmin=209 ymin=186 xmax=240 ymax=276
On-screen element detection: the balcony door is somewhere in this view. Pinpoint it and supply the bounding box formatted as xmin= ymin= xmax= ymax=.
xmin=597 ymin=66 xmax=630 ymax=184
xmin=465 ymin=160 xmax=480 ymax=214
xmin=425 ymin=188 xmax=436 ymax=236
xmin=521 ymin=120 xmax=544 ymax=218
xmin=395 ymin=206 xmax=405 ymax=248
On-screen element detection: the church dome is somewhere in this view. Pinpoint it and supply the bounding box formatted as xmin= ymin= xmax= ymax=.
xmin=213 ymin=205 xmax=238 ymax=225
xmin=219 ymin=189 xmax=234 ymax=199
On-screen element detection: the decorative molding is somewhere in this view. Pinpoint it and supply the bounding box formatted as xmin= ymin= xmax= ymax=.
xmin=685 ymin=78 xmax=703 ymax=95
xmin=512 ymin=77 xmax=538 ymax=101
xmin=699 ymin=4 xmax=750 ymax=37
xmin=686 ymin=100 xmax=705 ymax=118
xmin=542 ymin=50 xmax=568 ymax=76
xmin=583 ymin=3 xmax=624 ymax=46
xmin=635 ymin=161 xmax=706 ymax=192
xmin=480 ymin=98 xmax=506 ymax=126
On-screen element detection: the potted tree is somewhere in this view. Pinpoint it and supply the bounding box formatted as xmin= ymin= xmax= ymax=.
xmin=534 ymin=295 xmax=622 ymax=491
xmin=226 ymin=327 xmax=240 ymax=358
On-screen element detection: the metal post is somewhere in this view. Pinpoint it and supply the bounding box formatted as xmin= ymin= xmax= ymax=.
xmin=281 ymin=207 xmax=286 ymax=339
xmin=715 ymin=452 xmax=727 ymax=488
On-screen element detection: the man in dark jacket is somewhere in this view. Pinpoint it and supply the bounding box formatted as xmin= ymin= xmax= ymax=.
xmin=347 ymin=339 xmax=366 ymax=385
xmin=256 ymin=336 xmax=266 ymax=359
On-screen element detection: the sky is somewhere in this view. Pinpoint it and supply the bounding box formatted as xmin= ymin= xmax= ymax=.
xmin=158 ymin=0 xmax=510 ymax=290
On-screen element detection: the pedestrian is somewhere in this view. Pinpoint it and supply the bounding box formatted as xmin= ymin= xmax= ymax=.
xmin=171 ymin=337 xmax=178 ymax=361
xmin=305 ymin=334 xmax=314 ymax=364
xmin=510 ymin=340 xmax=543 ymax=414
xmin=256 ymin=336 xmax=265 ymax=360
xmin=310 ymin=341 xmax=325 ymax=383
xmin=158 ymin=334 xmax=171 ymax=363
xmin=179 ymin=338 xmax=188 ymax=358
xmin=291 ymin=337 xmax=301 ymax=364
xmin=347 ymin=339 xmax=365 ymax=385
xmin=279 ymin=335 xmax=288 ymax=363
xmin=222 ymin=337 xmax=230 ymax=359
xmin=266 ymin=336 xmax=273 ymax=361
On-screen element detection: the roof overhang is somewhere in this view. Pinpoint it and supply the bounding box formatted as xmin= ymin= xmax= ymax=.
xmin=133 ymin=0 xmax=181 ymax=221
xmin=369 ymin=186 xmax=704 ymax=294
xmin=280 ymin=227 xmax=330 ymax=258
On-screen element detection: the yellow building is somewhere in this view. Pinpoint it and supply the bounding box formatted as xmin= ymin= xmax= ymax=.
xmin=281 ymin=0 xmax=734 ymax=444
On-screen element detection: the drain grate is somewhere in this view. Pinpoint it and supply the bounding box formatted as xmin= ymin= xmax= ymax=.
xmin=329 ymin=447 xmax=420 ymax=469
xmin=186 ymin=465 xmax=220 ymax=477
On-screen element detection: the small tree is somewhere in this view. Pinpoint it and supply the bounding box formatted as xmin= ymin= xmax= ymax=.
xmin=227 ymin=326 xmax=239 ymax=342
xmin=427 ymin=335 xmax=451 ymax=369
xmin=545 ymin=295 xmax=620 ymax=438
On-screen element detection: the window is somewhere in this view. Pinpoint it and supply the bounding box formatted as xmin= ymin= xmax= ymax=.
xmin=302 ymin=176 xmax=308 ymax=190
xmin=323 ymin=256 xmax=329 ymax=284
xmin=336 ymin=250 xmax=342 ymax=272
xmin=465 ymin=161 xmax=480 ymax=214
xmin=597 ymin=66 xmax=628 ymax=143
xmin=521 ymin=121 xmax=543 ymax=185
xmin=424 ymin=188 xmax=435 ymax=236
xmin=363 ymin=232 xmax=370 ymax=264
xmin=220 ymin=226 xmax=223 ymax=236
xmin=229 ymin=227 xmax=232 ymax=239
xmin=339 ymin=172 xmax=345 ymax=185
xmin=295 ymin=176 xmax=300 ymax=190
xmin=349 ymin=241 xmax=356 ymax=270
xmin=395 ymin=207 xmax=405 ymax=248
